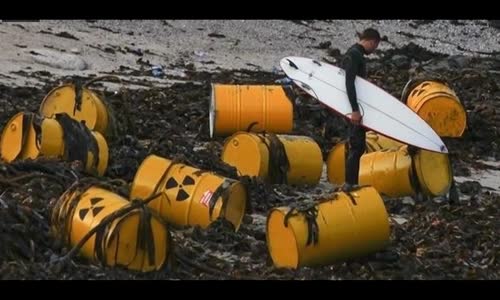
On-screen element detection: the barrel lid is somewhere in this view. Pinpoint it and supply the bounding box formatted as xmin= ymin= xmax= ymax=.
xmin=1 ymin=112 xmax=40 ymax=162
xmin=266 ymin=207 xmax=300 ymax=269
xmin=221 ymin=132 xmax=266 ymax=178
xmin=223 ymin=181 xmax=247 ymax=231
xmin=417 ymin=93 xmax=466 ymax=138
xmin=1 ymin=112 xmax=27 ymax=162
xmin=39 ymin=84 xmax=98 ymax=130
xmin=414 ymin=150 xmax=452 ymax=196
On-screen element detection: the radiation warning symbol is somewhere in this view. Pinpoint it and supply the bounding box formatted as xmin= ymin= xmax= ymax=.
xmin=79 ymin=197 xmax=105 ymax=220
xmin=411 ymin=83 xmax=430 ymax=98
xmin=165 ymin=175 xmax=195 ymax=201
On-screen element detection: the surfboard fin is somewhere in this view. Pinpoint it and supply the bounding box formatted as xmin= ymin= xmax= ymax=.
xmin=300 ymin=82 xmax=312 ymax=91
xmin=286 ymin=59 xmax=299 ymax=70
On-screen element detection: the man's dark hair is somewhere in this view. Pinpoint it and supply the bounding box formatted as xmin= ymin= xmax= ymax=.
xmin=359 ymin=28 xmax=381 ymax=42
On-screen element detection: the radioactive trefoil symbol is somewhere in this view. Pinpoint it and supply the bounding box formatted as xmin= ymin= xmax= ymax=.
xmin=79 ymin=197 xmax=105 ymax=220
xmin=411 ymin=83 xmax=430 ymax=98
xmin=165 ymin=175 xmax=195 ymax=201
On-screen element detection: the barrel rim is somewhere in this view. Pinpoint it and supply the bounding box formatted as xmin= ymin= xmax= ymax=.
xmin=130 ymin=154 xmax=171 ymax=201
xmin=91 ymin=130 xmax=109 ymax=176
xmin=209 ymin=83 xmax=216 ymax=138
xmin=221 ymin=132 xmax=265 ymax=178
xmin=266 ymin=207 xmax=301 ymax=269
xmin=39 ymin=83 xmax=74 ymax=116
xmin=411 ymin=93 xmax=467 ymax=137
xmin=0 ymin=111 xmax=26 ymax=162
xmin=39 ymin=83 xmax=99 ymax=130
xmin=414 ymin=150 xmax=453 ymax=196
xmin=224 ymin=180 xmax=248 ymax=231
xmin=86 ymin=87 xmax=110 ymax=135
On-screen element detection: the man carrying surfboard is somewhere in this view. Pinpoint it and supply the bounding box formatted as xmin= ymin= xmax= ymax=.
xmin=342 ymin=28 xmax=381 ymax=191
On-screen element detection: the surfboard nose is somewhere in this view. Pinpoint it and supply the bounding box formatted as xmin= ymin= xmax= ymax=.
xmin=441 ymin=144 xmax=448 ymax=154
xmin=280 ymin=56 xmax=450 ymax=155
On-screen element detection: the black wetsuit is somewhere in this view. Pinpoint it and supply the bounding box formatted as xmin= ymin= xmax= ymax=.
xmin=342 ymin=43 xmax=367 ymax=185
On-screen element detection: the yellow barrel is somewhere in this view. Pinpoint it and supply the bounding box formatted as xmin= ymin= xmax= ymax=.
xmin=130 ymin=155 xmax=247 ymax=231
xmin=210 ymin=84 xmax=293 ymax=138
xmin=0 ymin=112 xmax=108 ymax=176
xmin=221 ymin=132 xmax=323 ymax=185
xmin=39 ymin=84 xmax=110 ymax=136
xmin=40 ymin=116 xmax=109 ymax=176
xmin=266 ymin=186 xmax=390 ymax=269
xmin=406 ymin=80 xmax=466 ymax=137
xmin=327 ymin=133 xmax=452 ymax=198
xmin=51 ymin=186 xmax=170 ymax=272
xmin=359 ymin=147 xmax=415 ymax=198
xmin=0 ymin=112 xmax=38 ymax=162
xmin=413 ymin=149 xmax=453 ymax=197
xmin=327 ymin=131 xmax=403 ymax=185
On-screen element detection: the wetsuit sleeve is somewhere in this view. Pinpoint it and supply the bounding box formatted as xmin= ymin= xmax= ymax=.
xmin=344 ymin=53 xmax=360 ymax=112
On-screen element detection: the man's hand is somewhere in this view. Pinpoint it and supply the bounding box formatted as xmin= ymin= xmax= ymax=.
xmin=350 ymin=111 xmax=362 ymax=125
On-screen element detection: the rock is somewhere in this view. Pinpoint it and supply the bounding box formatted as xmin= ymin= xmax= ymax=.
xmin=374 ymin=250 xmax=400 ymax=262
xmin=402 ymin=197 xmax=415 ymax=206
xmin=386 ymin=42 xmax=448 ymax=63
xmin=28 ymin=49 xmax=87 ymax=71
xmin=447 ymin=182 xmax=460 ymax=203
xmin=459 ymin=181 xmax=482 ymax=194
xmin=70 ymin=48 xmax=80 ymax=54
xmin=450 ymin=20 xmax=466 ymax=26
xmin=474 ymin=104 xmax=496 ymax=118
xmin=423 ymin=58 xmax=450 ymax=72
xmin=391 ymin=216 xmax=408 ymax=225
xmin=208 ymin=32 xmax=225 ymax=38
xmin=368 ymin=61 xmax=383 ymax=73
xmin=327 ymin=48 xmax=341 ymax=59
xmin=242 ymin=215 xmax=253 ymax=224
xmin=453 ymin=164 xmax=471 ymax=177
xmin=448 ymin=55 xmax=473 ymax=69
xmin=490 ymin=59 xmax=500 ymax=70
xmin=317 ymin=41 xmax=331 ymax=49
xmin=488 ymin=20 xmax=500 ymax=29
xmin=413 ymin=20 xmax=435 ymax=26
xmin=391 ymin=55 xmax=410 ymax=69
xmin=54 ymin=32 xmax=79 ymax=40
xmin=432 ymin=196 xmax=447 ymax=204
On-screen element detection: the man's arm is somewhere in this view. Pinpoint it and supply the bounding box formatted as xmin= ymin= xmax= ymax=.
xmin=344 ymin=53 xmax=360 ymax=112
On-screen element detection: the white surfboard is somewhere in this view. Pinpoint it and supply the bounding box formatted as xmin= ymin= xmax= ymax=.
xmin=280 ymin=56 xmax=448 ymax=154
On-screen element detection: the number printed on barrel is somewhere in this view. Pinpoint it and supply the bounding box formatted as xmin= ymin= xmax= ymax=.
xmin=200 ymin=190 xmax=214 ymax=207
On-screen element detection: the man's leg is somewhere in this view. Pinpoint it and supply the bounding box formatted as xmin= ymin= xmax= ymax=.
xmin=345 ymin=123 xmax=366 ymax=186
